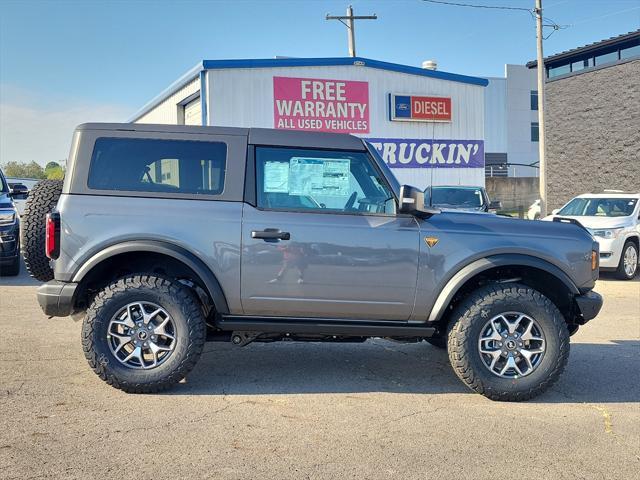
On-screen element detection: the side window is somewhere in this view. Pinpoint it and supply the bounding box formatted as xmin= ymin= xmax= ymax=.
xmin=88 ymin=137 xmax=226 ymax=195
xmin=255 ymin=147 xmax=395 ymax=215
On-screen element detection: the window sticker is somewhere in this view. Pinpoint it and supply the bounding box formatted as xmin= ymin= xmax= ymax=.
xmin=264 ymin=161 xmax=290 ymax=193
xmin=289 ymin=157 xmax=351 ymax=197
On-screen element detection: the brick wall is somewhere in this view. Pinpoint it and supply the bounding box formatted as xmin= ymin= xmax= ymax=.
xmin=545 ymin=59 xmax=640 ymax=209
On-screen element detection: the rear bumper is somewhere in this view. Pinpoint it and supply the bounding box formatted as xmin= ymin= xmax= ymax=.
xmin=574 ymin=290 xmax=603 ymax=324
xmin=37 ymin=281 xmax=78 ymax=317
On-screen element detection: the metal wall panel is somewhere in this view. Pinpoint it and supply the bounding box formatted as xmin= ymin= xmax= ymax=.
xmin=205 ymin=66 xmax=485 ymax=188
xmin=136 ymin=77 xmax=201 ymax=125
xmin=484 ymin=77 xmax=507 ymax=153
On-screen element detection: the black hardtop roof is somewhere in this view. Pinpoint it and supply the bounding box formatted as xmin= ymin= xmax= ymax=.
xmin=76 ymin=123 xmax=366 ymax=151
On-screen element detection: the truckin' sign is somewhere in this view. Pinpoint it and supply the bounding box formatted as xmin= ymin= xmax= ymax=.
xmin=274 ymin=76 xmax=370 ymax=134
xmin=389 ymin=94 xmax=452 ymax=122
xmin=367 ymin=138 xmax=484 ymax=168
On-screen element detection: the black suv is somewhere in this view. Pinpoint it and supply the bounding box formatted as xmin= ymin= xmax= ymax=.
xmin=0 ymin=168 xmax=20 ymax=276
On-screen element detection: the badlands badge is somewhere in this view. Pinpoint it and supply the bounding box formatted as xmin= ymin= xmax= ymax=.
xmin=424 ymin=236 xmax=439 ymax=248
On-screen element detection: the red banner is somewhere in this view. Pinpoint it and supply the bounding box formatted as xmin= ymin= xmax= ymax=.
xmin=274 ymin=76 xmax=370 ymax=133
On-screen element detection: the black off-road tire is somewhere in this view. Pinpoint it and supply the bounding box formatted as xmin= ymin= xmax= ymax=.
xmin=425 ymin=336 xmax=447 ymax=349
xmin=615 ymin=241 xmax=638 ymax=280
xmin=20 ymin=180 xmax=63 ymax=281
xmin=447 ymin=283 xmax=570 ymax=402
xmin=82 ymin=274 xmax=206 ymax=393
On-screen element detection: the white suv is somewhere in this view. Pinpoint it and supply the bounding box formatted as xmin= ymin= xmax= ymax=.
xmin=544 ymin=192 xmax=640 ymax=279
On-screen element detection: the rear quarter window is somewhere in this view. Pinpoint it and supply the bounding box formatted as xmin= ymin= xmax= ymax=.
xmin=87 ymin=137 xmax=227 ymax=195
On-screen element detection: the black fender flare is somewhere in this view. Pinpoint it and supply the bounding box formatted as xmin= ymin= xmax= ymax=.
xmin=71 ymin=240 xmax=230 ymax=314
xmin=427 ymin=254 xmax=580 ymax=322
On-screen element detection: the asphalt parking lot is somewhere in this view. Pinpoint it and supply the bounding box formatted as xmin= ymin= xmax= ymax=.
xmin=1 ymin=262 xmax=638 ymax=479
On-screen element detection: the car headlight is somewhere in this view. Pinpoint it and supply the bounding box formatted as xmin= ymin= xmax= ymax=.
xmin=592 ymin=228 xmax=623 ymax=239
xmin=0 ymin=209 xmax=16 ymax=226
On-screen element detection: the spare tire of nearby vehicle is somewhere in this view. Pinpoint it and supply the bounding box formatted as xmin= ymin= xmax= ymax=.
xmin=20 ymin=179 xmax=63 ymax=282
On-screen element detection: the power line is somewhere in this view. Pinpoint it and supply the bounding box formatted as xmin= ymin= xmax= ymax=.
xmin=421 ymin=1 xmax=568 ymax=36
xmin=421 ymin=0 xmax=532 ymax=12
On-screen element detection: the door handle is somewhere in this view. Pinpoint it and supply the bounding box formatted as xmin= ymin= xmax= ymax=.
xmin=251 ymin=229 xmax=291 ymax=241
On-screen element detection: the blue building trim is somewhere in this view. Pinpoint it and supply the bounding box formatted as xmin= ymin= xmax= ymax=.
xmin=128 ymin=57 xmax=488 ymax=123
xmin=201 ymin=57 xmax=489 ymax=86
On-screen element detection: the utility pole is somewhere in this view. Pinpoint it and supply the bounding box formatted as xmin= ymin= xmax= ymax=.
xmin=535 ymin=0 xmax=548 ymax=217
xmin=326 ymin=5 xmax=377 ymax=57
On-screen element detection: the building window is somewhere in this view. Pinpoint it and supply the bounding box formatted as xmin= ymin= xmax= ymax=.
xmin=571 ymin=60 xmax=586 ymax=72
xmin=594 ymin=51 xmax=619 ymax=66
xmin=548 ymin=64 xmax=570 ymax=78
xmin=531 ymin=122 xmax=539 ymax=142
xmin=621 ymin=44 xmax=640 ymax=59
xmin=530 ymin=90 xmax=538 ymax=110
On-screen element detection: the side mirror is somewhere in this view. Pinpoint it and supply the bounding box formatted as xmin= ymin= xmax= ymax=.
xmin=488 ymin=200 xmax=502 ymax=211
xmin=399 ymin=185 xmax=439 ymax=217
xmin=551 ymin=208 xmax=560 ymax=215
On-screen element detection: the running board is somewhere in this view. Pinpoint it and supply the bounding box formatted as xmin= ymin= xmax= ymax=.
xmin=216 ymin=315 xmax=436 ymax=338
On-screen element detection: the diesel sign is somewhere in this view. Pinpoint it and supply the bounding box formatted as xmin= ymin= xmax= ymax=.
xmin=389 ymin=93 xmax=452 ymax=122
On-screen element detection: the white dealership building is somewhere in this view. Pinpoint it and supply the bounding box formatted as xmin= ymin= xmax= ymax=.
xmin=129 ymin=57 xmax=488 ymax=188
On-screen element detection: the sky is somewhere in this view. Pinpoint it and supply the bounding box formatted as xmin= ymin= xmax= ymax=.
xmin=1 ymin=0 xmax=639 ymax=165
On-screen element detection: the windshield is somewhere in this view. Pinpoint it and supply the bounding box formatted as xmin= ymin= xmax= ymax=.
xmin=558 ymin=197 xmax=638 ymax=217
xmin=427 ymin=187 xmax=484 ymax=208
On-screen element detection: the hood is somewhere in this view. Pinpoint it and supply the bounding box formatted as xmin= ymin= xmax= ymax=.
xmin=543 ymin=214 xmax=632 ymax=229
xmin=428 ymin=210 xmax=593 ymax=242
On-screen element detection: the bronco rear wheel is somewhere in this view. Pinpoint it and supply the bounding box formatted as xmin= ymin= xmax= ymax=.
xmin=447 ymin=283 xmax=569 ymax=401
xmin=82 ymin=274 xmax=206 ymax=393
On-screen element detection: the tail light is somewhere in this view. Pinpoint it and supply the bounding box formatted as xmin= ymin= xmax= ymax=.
xmin=45 ymin=212 xmax=60 ymax=259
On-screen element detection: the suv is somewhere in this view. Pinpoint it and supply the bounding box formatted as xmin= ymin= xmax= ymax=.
xmin=0 ymin=168 xmax=20 ymax=276
xmin=29 ymin=123 xmax=603 ymax=401
xmin=544 ymin=192 xmax=640 ymax=280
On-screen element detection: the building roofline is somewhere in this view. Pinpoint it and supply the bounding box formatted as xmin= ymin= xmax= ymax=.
xmin=200 ymin=57 xmax=488 ymax=86
xmin=128 ymin=61 xmax=205 ymax=122
xmin=128 ymin=57 xmax=488 ymax=122
xmin=526 ymin=29 xmax=640 ymax=68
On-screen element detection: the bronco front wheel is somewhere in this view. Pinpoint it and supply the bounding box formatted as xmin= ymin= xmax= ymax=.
xmin=447 ymin=283 xmax=569 ymax=401
xmin=82 ymin=274 xmax=206 ymax=393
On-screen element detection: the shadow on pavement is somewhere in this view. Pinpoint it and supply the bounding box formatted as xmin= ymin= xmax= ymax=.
xmin=165 ymin=339 xmax=640 ymax=403
xmin=0 ymin=257 xmax=40 ymax=286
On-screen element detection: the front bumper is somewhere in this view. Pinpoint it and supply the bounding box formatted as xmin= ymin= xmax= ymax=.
xmin=595 ymin=235 xmax=624 ymax=269
xmin=37 ymin=281 xmax=78 ymax=317
xmin=0 ymin=221 xmax=19 ymax=260
xmin=574 ymin=290 xmax=603 ymax=324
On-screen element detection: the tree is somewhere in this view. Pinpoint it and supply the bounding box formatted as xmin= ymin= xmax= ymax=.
xmin=2 ymin=161 xmax=46 ymax=179
xmin=44 ymin=161 xmax=65 ymax=180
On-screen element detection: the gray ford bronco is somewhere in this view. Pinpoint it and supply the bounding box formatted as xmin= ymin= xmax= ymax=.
xmin=26 ymin=123 xmax=603 ymax=401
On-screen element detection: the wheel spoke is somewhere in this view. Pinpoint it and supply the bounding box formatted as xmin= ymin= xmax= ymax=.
xmin=143 ymin=308 xmax=163 ymax=325
xmin=506 ymin=314 xmax=524 ymax=334
xmin=520 ymin=349 xmax=534 ymax=370
xmin=110 ymin=332 xmax=132 ymax=354
xmin=122 ymin=346 xmax=143 ymax=366
xmin=500 ymin=356 xmax=517 ymax=376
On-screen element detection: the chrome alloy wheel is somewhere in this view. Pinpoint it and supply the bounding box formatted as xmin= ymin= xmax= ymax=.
xmin=623 ymin=244 xmax=638 ymax=277
xmin=478 ymin=312 xmax=546 ymax=378
xmin=107 ymin=302 xmax=176 ymax=369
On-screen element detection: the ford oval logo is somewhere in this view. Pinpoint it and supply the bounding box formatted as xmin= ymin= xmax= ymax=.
xmin=396 ymin=103 xmax=409 ymax=110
